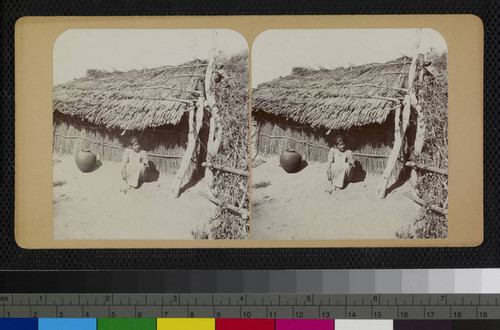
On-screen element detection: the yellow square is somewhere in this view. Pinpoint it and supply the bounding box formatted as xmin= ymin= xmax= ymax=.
xmin=157 ymin=318 xmax=215 ymax=330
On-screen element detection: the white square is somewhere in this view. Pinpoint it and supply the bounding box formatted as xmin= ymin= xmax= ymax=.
xmin=335 ymin=320 xmax=393 ymax=330
xmin=481 ymin=269 xmax=500 ymax=293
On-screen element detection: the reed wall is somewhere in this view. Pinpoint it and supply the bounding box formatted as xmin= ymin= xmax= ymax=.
xmin=53 ymin=114 xmax=188 ymax=175
xmin=254 ymin=113 xmax=401 ymax=175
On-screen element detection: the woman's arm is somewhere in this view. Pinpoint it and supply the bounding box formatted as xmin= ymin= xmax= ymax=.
xmin=326 ymin=148 xmax=335 ymax=181
xmin=140 ymin=150 xmax=149 ymax=166
xmin=121 ymin=149 xmax=129 ymax=179
xmin=346 ymin=150 xmax=355 ymax=166
xmin=327 ymin=148 xmax=335 ymax=164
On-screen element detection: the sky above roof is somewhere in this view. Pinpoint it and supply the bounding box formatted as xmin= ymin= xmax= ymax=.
xmin=252 ymin=29 xmax=448 ymax=87
xmin=53 ymin=29 xmax=248 ymax=85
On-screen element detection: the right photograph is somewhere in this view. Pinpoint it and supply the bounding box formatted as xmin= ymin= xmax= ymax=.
xmin=251 ymin=29 xmax=448 ymax=240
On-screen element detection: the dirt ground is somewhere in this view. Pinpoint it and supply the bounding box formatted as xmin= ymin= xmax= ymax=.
xmin=251 ymin=156 xmax=418 ymax=240
xmin=53 ymin=156 xmax=212 ymax=240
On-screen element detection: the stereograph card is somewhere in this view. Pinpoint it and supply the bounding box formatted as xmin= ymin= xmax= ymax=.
xmin=13 ymin=15 xmax=483 ymax=250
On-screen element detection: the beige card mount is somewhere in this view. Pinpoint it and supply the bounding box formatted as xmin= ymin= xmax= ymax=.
xmin=15 ymin=15 xmax=483 ymax=248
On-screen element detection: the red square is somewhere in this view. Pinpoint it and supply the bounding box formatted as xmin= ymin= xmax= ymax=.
xmin=216 ymin=319 xmax=275 ymax=330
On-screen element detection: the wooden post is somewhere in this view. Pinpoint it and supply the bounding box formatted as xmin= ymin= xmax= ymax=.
xmin=52 ymin=122 xmax=56 ymax=152
xmin=204 ymin=35 xmax=223 ymax=193
xmin=410 ymin=54 xmax=426 ymax=190
xmin=376 ymin=29 xmax=421 ymax=199
xmin=376 ymin=98 xmax=407 ymax=198
xmin=204 ymin=55 xmax=216 ymax=192
xmin=251 ymin=118 xmax=259 ymax=161
xmin=170 ymin=97 xmax=205 ymax=198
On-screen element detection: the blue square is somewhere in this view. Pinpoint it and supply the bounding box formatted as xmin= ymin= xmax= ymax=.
xmin=38 ymin=318 xmax=97 ymax=330
xmin=0 ymin=318 xmax=38 ymax=330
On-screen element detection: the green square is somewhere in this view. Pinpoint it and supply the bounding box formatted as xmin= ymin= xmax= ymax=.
xmin=97 ymin=318 xmax=156 ymax=330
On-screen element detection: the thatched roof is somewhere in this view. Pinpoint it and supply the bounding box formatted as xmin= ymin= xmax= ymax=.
xmin=53 ymin=59 xmax=207 ymax=130
xmin=252 ymin=57 xmax=411 ymax=130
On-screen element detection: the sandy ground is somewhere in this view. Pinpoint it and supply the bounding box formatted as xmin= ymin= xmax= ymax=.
xmin=251 ymin=156 xmax=418 ymax=240
xmin=53 ymin=156 xmax=212 ymax=240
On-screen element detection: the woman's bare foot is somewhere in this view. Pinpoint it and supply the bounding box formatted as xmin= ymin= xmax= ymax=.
xmin=325 ymin=185 xmax=336 ymax=194
xmin=120 ymin=181 xmax=130 ymax=193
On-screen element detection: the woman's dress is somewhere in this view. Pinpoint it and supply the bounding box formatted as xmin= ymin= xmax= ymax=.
xmin=327 ymin=148 xmax=354 ymax=189
xmin=122 ymin=148 xmax=148 ymax=188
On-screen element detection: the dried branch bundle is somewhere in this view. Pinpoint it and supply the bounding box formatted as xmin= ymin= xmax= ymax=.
xmin=192 ymin=51 xmax=250 ymax=240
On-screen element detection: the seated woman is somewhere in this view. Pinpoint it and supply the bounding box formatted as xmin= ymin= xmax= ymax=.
xmin=326 ymin=135 xmax=355 ymax=193
xmin=121 ymin=136 xmax=149 ymax=191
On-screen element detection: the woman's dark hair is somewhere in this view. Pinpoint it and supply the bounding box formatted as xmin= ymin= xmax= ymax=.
xmin=129 ymin=136 xmax=139 ymax=146
xmin=333 ymin=135 xmax=346 ymax=146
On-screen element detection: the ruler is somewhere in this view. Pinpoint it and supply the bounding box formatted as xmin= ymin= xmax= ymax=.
xmin=1 ymin=294 xmax=499 ymax=320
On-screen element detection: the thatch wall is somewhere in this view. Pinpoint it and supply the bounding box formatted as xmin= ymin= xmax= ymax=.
xmin=254 ymin=113 xmax=401 ymax=175
xmin=53 ymin=113 xmax=188 ymax=175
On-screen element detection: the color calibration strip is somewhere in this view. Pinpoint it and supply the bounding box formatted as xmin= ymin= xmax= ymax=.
xmin=2 ymin=318 xmax=500 ymax=330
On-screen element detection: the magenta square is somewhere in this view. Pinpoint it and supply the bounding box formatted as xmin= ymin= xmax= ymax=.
xmin=276 ymin=319 xmax=334 ymax=330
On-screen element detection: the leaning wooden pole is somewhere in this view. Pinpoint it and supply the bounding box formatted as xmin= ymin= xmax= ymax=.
xmin=376 ymin=98 xmax=407 ymax=199
xmin=202 ymin=162 xmax=250 ymax=177
xmin=251 ymin=119 xmax=260 ymax=161
xmin=402 ymin=191 xmax=448 ymax=217
xmin=410 ymin=53 xmax=427 ymax=191
xmin=376 ymin=29 xmax=421 ymax=199
xmin=405 ymin=161 xmax=448 ymax=176
xmin=170 ymin=97 xmax=205 ymax=198
xmin=204 ymin=34 xmax=223 ymax=193
xmin=204 ymin=54 xmax=217 ymax=192
xmin=199 ymin=191 xmax=249 ymax=220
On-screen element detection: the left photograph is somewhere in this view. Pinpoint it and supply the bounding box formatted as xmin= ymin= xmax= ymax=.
xmin=52 ymin=29 xmax=250 ymax=240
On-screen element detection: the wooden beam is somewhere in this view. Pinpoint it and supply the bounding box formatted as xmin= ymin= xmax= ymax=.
xmin=339 ymin=84 xmax=408 ymax=92
xmin=53 ymin=133 xmax=184 ymax=158
xmin=203 ymin=40 xmax=224 ymax=193
xmin=204 ymin=52 xmax=217 ymax=192
xmin=257 ymin=133 xmax=390 ymax=158
xmin=170 ymin=100 xmax=204 ymax=198
xmin=134 ymin=64 xmax=208 ymax=76
xmin=199 ymin=191 xmax=249 ymax=219
xmin=327 ymin=93 xmax=400 ymax=103
xmin=251 ymin=120 xmax=260 ymax=160
xmin=136 ymin=85 xmax=202 ymax=94
xmin=379 ymin=72 xmax=407 ymax=75
xmin=143 ymin=96 xmax=194 ymax=104
xmin=173 ymin=74 xmax=205 ymax=78
xmin=376 ymin=101 xmax=406 ymax=198
xmin=405 ymin=161 xmax=448 ymax=176
xmin=402 ymin=191 xmax=448 ymax=216
xmin=410 ymin=53 xmax=428 ymax=190
xmin=202 ymin=162 xmax=249 ymax=177
xmin=170 ymin=64 xmax=208 ymax=69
